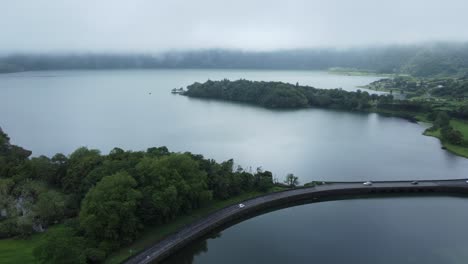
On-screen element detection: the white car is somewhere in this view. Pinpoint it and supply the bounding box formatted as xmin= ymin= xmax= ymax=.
xmin=363 ymin=181 xmax=373 ymax=186
xmin=238 ymin=203 xmax=245 ymax=208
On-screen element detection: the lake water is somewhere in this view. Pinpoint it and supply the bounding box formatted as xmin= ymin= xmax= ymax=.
xmin=162 ymin=196 xmax=468 ymax=264
xmin=1 ymin=69 xmax=467 ymax=182
xmin=2 ymin=69 xmax=468 ymax=263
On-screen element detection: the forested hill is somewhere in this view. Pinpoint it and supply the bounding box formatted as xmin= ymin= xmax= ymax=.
xmin=184 ymin=79 xmax=396 ymax=110
xmin=1 ymin=43 xmax=468 ymax=77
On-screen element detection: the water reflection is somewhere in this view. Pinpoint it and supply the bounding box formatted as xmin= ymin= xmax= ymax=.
xmin=159 ymin=233 xmax=221 ymax=264
xmin=161 ymin=196 xmax=468 ymax=264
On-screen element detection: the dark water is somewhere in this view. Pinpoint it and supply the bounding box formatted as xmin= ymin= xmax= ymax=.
xmin=1 ymin=69 xmax=467 ymax=182
xmin=162 ymin=196 xmax=468 ymax=264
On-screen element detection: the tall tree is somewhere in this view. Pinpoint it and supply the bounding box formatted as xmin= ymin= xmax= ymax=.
xmin=79 ymin=172 xmax=142 ymax=246
xmin=34 ymin=190 xmax=66 ymax=226
xmin=284 ymin=173 xmax=299 ymax=187
xmin=62 ymin=147 xmax=102 ymax=194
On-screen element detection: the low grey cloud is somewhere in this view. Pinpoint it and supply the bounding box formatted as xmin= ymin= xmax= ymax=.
xmin=1 ymin=0 xmax=467 ymax=53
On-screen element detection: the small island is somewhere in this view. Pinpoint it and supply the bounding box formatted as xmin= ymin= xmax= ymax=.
xmin=171 ymin=87 xmax=185 ymax=94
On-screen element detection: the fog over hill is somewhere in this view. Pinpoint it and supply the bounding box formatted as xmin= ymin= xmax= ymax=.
xmin=1 ymin=43 xmax=468 ymax=77
xmin=2 ymin=0 xmax=468 ymax=76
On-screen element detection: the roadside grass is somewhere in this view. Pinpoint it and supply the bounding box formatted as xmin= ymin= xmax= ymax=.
xmin=104 ymin=188 xmax=287 ymax=264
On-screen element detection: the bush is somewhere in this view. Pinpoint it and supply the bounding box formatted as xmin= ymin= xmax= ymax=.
xmin=441 ymin=126 xmax=464 ymax=145
xmin=79 ymin=172 xmax=142 ymax=246
xmin=0 ymin=218 xmax=19 ymax=238
xmin=33 ymin=227 xmax=86 ymax=264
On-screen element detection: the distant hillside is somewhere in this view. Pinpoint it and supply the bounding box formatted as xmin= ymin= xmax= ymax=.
xmin=1 ymin=43 xmax=468 ymax=77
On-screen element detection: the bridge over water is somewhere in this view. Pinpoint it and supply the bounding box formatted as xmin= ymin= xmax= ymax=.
xmin=125 ymin=179 xmax=468 ymax=264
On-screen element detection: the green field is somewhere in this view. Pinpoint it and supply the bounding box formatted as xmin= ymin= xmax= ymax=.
xmin=423 ymin=119 xmax=468 ymax=158
xmin=0 ymin=224 xmax=70 ymax=264
xmin=0 ymin=233 xmax=42 ymax=264
xmin=327 ymin=67 xmax=395 ymax=77
xmin=452 ymin=119 xmax=468 ymax=136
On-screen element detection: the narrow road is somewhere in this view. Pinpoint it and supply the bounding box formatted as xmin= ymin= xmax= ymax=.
xmin=124 ymin=179 xmax=468 ymax=264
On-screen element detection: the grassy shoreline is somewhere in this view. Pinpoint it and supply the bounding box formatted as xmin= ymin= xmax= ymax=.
xmin=327 ymin=68 xmax=396 ymax=77
xmin=358 ymin=108 xmax=468 ymax=159
xmin=421 ymin=119 xmax=468 ymax=158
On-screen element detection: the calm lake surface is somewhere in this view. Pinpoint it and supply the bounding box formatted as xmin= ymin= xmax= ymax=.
xmin=1 ymin=69 xmax=467 ymax=181
xmin=162 ymin=196 xmax=468 ymax=264
xmin=2 ymin=69 xmax=468 ymax=263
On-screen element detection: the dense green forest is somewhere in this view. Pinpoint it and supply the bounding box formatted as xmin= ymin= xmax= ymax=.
xmin=2 ymin=43 xmax=468 ymax=77
xmin=0 ymin=128 xmax=275 ymax=263
xmin=185 ymin=79 xmax=412 ymax=111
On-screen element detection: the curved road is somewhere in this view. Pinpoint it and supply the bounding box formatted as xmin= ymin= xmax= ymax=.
xmin=124 ymin=179 xmax=468 ymax=264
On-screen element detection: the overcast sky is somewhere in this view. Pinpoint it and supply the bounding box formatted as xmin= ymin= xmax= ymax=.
xmin=1 ymin=0 xmax=468 ymax=53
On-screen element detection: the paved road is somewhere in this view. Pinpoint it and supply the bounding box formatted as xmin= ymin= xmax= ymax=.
xmin=124 ymin=179 xmax=468 ymax=264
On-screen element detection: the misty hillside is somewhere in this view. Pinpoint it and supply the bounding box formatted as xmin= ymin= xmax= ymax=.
xmin=1 ymin=43 xmax=468 ymax=77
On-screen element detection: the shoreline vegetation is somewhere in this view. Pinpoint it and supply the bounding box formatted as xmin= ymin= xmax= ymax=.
xmin=422 ymin=119 xmax=468 ymax=158
xmin=183 ymin=79 xmax=468 ymax=158
xmin=363 ymin=75 xmax=468 ymax=157
xmin=0 ymin=127 xmax=290 ymax=264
